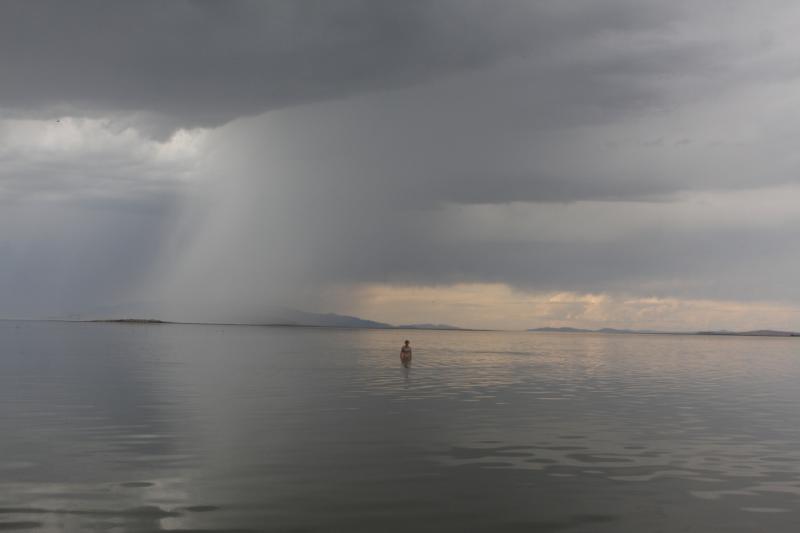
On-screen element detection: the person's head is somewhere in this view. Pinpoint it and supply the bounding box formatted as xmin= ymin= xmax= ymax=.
xmin=404 ymin=340 xmax=410 ymax=346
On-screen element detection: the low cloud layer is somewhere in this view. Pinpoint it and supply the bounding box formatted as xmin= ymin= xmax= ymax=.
xmin=3 ymin=1 xmax=800 ymax=328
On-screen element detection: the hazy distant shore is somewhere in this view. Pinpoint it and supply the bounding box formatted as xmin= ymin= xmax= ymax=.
xmin=59 ymin=319 xmax=800 ymax=337
xmin=528 ymin=326 xmax=800 ymax=338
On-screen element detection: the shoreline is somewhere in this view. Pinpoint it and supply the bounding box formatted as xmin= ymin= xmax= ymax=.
xmin=2 ymin=318 xmax=798 ymax=337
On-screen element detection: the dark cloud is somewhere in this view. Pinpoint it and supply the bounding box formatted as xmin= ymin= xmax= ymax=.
xmin=0 ymin=0 xmax=682 ymax=135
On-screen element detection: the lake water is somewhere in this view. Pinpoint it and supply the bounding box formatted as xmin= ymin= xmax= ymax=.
xmin=2 ymin=321 xmax=800 ymax=532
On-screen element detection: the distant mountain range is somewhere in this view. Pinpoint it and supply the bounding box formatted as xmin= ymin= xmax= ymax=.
xmin=253 ymin=310 xmax=464 ymax=330
xmin=394 ymin=323 xmax=464 ymax=330
xmin=528 ymin=327 xmax=658 ymax=334
xmin=528 ymin=327 xmax=800 ymax=337
xmin=257 ymin=309 xmax=392 ymax=329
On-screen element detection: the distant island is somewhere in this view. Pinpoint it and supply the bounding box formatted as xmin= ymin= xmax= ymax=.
xmin=528 ymin=327 xmax=660 ymax=334
xmin=528 ymin=327 xmax=800 ymax=338
xmin=696 ymin=329 xmax=800 ymax=337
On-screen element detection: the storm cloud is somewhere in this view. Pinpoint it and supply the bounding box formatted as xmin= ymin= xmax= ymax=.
xmin=3 ymin=1 xmax=800 ymax=327
xmin=1 ymin=0 xmax=680 ymax=135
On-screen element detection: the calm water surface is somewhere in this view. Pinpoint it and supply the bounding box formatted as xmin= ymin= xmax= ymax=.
xmin=2 ymin=321 xmax=800 ymax=532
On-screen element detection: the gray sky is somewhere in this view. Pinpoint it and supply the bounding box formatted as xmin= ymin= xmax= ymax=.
xmin=3 ymin=0 xmax=800 ymax=329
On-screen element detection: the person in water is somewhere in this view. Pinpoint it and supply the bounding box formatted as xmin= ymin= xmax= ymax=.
xmin=400 ymin=340 xmax=412 ymax=366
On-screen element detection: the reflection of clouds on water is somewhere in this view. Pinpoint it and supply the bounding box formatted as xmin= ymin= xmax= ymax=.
xmin=342 ymin=330 xmax=800 ymax=512
xmin=0 ymin=321 xmax=200 ymax=531
xmin=0 ymin=321 xmax=186 ymax=470
xmin=3 ymin=324 xmax=800 ymax=530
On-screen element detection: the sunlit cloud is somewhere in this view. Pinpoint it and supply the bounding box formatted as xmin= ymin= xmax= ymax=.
xmin=0 ymin=117 xmax=207 ymax=205
xmin=335 ymin=283 xmax=800 ymax=331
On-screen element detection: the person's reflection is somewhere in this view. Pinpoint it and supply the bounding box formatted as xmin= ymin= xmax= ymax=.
xmin=402 ymin=364 xmax=411 ymax=388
